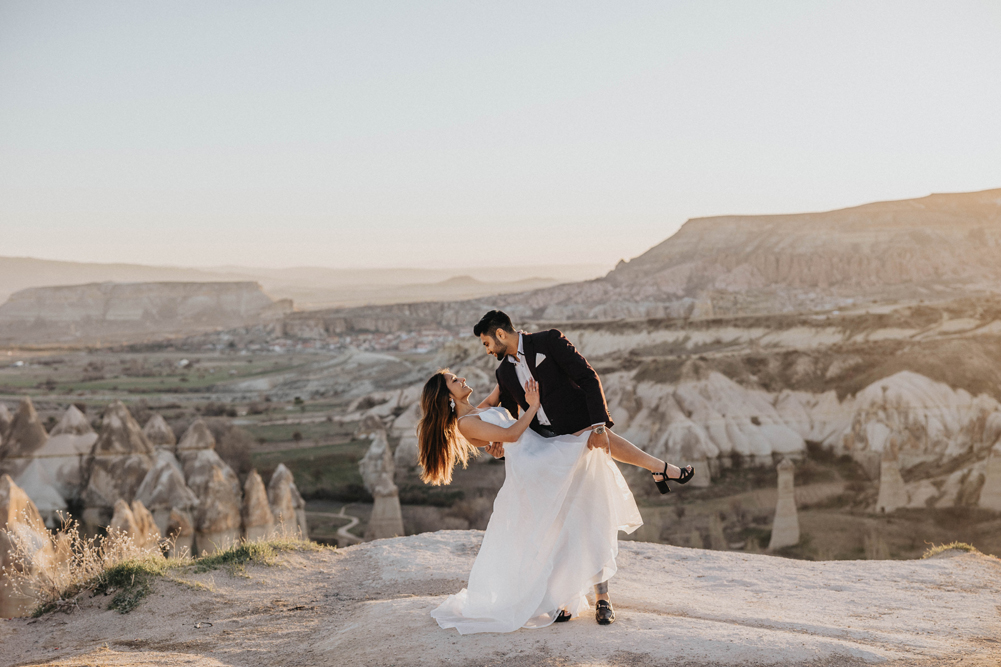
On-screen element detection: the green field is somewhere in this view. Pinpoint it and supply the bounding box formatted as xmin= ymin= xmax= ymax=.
xmin=252 ymin=440 xmax=371 ymax=501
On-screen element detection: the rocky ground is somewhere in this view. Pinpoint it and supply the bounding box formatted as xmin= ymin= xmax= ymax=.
xmin=1 ymin=532 xmax=999 ymax=667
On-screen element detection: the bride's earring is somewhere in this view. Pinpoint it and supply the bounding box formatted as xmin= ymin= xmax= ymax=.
xmin=449 ymin=398 xmax=456 ymax=411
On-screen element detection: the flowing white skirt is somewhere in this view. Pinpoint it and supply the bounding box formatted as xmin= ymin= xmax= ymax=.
xmin=431 ymin=407 xmax=642 ymax=634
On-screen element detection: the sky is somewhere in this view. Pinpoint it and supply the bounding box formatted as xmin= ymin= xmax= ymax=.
xmin=1 ymin=1 xmax=1000 ymax=271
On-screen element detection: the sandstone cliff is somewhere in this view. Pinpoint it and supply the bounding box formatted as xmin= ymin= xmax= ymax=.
xmin=280 ymin=188 xmax=1001 ymax=334
xmin=0 ymin=281 xmax=292 ymax=343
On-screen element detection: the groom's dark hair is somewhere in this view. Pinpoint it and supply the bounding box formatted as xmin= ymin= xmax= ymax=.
xmin=473 ymin=310 xmax=515 ymax=338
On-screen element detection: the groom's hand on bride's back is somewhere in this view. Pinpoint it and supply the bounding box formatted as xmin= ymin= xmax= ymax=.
xmin=485 ymin=442 xmax=505 ymax=458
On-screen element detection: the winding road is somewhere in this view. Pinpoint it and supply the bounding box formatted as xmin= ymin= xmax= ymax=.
xmin=306 ymin=507 xmax=363 ymax=546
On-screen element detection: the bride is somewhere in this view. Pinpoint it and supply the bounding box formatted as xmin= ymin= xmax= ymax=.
xmin=417 ymin=368 xmax=662 ymax=634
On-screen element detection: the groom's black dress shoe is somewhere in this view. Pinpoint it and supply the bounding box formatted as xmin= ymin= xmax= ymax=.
xmin=595 ymin=600 xmax=615 ymax=625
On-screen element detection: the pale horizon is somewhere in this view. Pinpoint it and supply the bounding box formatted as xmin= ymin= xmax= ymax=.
xmin=2 ymin=1 xmax=1000 ymax=270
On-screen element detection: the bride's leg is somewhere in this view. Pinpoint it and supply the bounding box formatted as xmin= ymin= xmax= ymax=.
xmin=607 ymin=430 xmax=682 ymax=478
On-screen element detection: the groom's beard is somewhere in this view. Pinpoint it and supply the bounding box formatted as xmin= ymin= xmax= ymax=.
xmin=493 ymin=350 xmax=506 ymax=361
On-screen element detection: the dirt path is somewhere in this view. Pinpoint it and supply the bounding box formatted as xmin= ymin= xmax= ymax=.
xmin=1 ymin=532 xmax=999 ymax=667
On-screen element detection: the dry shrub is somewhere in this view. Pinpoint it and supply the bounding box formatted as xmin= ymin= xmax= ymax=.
xmin=1 ymin=514 xmax=168 ymax=615
xmin=4 ymin=517 xmax=323 ymax=616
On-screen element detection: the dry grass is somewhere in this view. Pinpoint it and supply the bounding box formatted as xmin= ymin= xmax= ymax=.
xmin=2 ymin=513 xmax=166 ymax=616
xmin=2 ymin=515 xmax=330 ymax=617
xmin=921 ymin=541 xmax=990 ymax=559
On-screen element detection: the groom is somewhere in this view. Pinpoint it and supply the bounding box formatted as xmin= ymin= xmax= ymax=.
xmin=473 ymin=309 xmax=618 ymax=625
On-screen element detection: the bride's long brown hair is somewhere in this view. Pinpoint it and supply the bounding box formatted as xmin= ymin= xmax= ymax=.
xmin=417 ymin=369 xmax=477 ymax=486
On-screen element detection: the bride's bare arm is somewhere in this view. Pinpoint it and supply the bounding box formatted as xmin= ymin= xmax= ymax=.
xmin=476 ymin=384 xmax=501 ymax=409
xmin=459 ymin=379 xmax=540 ymax=444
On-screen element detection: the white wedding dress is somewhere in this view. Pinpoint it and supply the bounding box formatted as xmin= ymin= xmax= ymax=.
xmin=431 ymin=407 xmax=643 ymax=634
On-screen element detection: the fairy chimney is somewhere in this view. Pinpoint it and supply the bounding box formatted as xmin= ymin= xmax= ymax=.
xmin=131 ymin=500 xmax=162 ymax=548
xmin=142 ymin=414 xmax=177 ymax=450
xmin=176 ymin=419 xmax=241 ymax=499
xmin=0 ymin=398 xmax=49 ymax=479
xmin=876 ymin=442 xmax=908 ymax=513
xmin=50 ymin=405 xmax=91 ymax=436
xmin=166 ymin=508 xmax=194 ymax=558
xmin=391 ymin=403 xmax=421 ymax=470
xmin=13 ymin=459 xmax=66 ymax=528
xmin=81 ymin=402 xmax=155 ymax=532
xmin=768 ymin=458 xmax=800 ymax=550
xmin=134 ymin=451 xmax=199 ymax=536
xmin=357 ymin=416 xmax=404 ymax=540
xmin=0 ymin=403 xmax=12 ymax=437
xmin=978 ymin=443 xmax=1001 ymax=512
xmin=1 ymin=475 xmax=53 ymax=618
xmin=194 ymin=467 xmax=242 ymax=555
xmin=32 ymin=405 xmax=98 ymax=501
xmin=267 ymin=464 xmax=308 ymax=538
xmin=109 ymin=498 xmax=140 ymax=540
xmin=242 ymin=470 xmax=275 ymax=542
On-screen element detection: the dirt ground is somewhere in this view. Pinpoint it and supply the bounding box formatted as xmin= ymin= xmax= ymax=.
xmin=2 ymin=532 xmax=999 ymax=667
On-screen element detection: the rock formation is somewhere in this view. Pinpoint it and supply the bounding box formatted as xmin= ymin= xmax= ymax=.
xmin=607 ymin=372 xmax=804 ymax=470
xmin=977 ymin=443 xmax=1001 ymax=512
xmin=130 ymin=500 xmax=161 ymax=548
xmin=0 ymin=281 xmax=291 ymax=344
xmin=768 ymin=458 xmax=800 ymax=550
xmin=0 ymin=402 xmax=11 ymax=437
xmin=142 ymin=414 xmax=176 ymax=450
xmin=1 ymin=475 xmax=53 ymax=618
xmin=242 ymin=470 xmax=275 ymax=541
xmin=176 ymin=420 xmax=240 ymax=500
xmin=195 ymin=467 xmax=241 ymax=555
xmin=134 ymin=451 xmax=199 ymax=536
xmin=108 ymin=499 xmax=141 ymax=542
xmin=13 ymin=459 xmax=66 ymax=527
xmin=876 ymin=443 xmax=909 ymax=513
xmin=107 ymin=499 xmax=159 ymax=550
xmin=391 ymin=403 xmax=420 ymax=471
xmin=357 ymin=417 xmax=404 ymax=540
xmin=81 ymin=402 xmax=155 ymax=532
xmin=0 ymin=398 xmax=49 ymax=479
xmin=30 ymin=405 xmax=97 ymax=501
xmin=275 ymin=189 xmax=1001 ymax=328
xmin=267 ymin=464 xmax=308 ymax=538
xmin=166 ymin=508 xmax=194 ymax=558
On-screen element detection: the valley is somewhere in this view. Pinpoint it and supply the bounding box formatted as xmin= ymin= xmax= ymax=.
xmin=3 ymin=188 xmax=1001 ymax=566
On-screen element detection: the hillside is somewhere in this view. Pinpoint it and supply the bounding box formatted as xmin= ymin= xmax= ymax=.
xmin=280 ymin=188 xmax=1001 ymax=333
xmin=608 ymin=188 xmax=1001 ymax=295
xmin=0 ymin=282 xmax=291 ymax=345
xmin=1 ymin=533 xmax=998 ymax=666
xmin=0 ymin=258 xmax=604 ymax=312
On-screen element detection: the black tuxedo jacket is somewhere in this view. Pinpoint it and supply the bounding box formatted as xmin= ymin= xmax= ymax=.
xmin=495 ymin=329 xmax=613 ymax=437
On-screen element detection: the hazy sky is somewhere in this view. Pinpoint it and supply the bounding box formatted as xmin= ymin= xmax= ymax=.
xmin=2 ymin=1 xmax=1000 ymax=270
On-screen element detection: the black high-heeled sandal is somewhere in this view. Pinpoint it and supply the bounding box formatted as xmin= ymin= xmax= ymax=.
xmin=652 ymin=463 xmax=694 ymax=494
xmin=554 ymin=608 xmax=571 ymax=623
